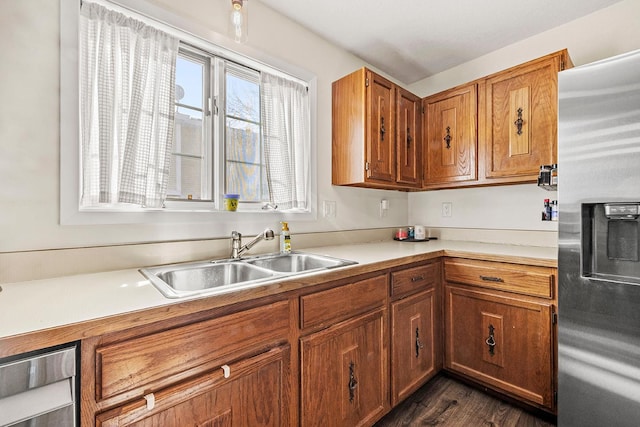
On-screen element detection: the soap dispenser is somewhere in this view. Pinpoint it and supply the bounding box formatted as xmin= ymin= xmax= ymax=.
xmin=280 ymin=221 xmax=291 ymax=254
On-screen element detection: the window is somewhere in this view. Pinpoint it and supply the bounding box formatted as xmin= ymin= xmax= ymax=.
xmin=224 ymin=64 xmax=266 ymax=203
xmin=170 ymin=49 xmax=210 ymax=201
xmin=69 ymin=0 xmax=312 ymax=220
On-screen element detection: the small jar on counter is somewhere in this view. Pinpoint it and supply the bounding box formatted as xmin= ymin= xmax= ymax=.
xmin=394 ymin=228 xmax=408 ymax=240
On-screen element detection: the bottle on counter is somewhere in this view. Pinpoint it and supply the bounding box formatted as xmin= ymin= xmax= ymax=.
xmin=551 ymin=200 xmax=558 ymax=221
xmin=280 ymin=221 xmax=292 ymax=253
xmin=543 ymin=199 xmax=551 ymax=221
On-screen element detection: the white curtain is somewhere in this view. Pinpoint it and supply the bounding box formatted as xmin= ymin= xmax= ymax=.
xmin=79 ymin=2 xmax=179 ymax=208
xmin=260 ymin=73 xmax=310 ymax=211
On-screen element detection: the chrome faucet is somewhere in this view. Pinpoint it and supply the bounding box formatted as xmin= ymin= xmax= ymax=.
xmin=230 ymin=228 xmax=275 ymax=259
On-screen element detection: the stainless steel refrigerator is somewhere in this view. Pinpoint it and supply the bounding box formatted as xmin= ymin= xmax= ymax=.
xmin=558 ymin=49 xmax=640 ymax=426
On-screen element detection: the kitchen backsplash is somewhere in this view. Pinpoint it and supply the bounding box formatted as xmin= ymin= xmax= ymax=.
xmin=0 ymin=228 xmax=557 ymax=284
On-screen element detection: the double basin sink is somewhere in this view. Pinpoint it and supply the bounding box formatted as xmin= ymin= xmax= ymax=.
xmin=140 ymin=252 xmax=358 ymax=298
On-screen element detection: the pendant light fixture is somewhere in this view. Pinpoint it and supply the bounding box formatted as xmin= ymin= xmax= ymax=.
xmin=229 ymin=0 xmax=248 ymax=43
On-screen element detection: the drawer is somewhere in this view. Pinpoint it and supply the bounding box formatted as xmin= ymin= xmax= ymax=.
xmin=391 ymin=261 xmax=440 ymax=299
xmin=444 ymin=258 xmax=555 ymax=299
xmin=96 ymin=300 xmax=289 ymax=401
xmin=300 ymin=274 xmax=387 ymax=330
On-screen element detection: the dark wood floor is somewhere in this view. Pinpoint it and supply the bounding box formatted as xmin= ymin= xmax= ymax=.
xmin=374 ymin=375 xmax=556 ymax=427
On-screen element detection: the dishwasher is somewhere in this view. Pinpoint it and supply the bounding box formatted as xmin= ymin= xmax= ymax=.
xmin=0 ymin=343 xmax=78 ymax=427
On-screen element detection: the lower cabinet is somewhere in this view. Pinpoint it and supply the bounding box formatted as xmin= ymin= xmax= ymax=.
xmin=390 ymin=289 xmax=438 ymax=406
xmin=81 ymin=256 xmax=557 ymax=426
xmin=443 ymin=258 xmax=557 ymax=411
xmin=300 ymin=309 xmax=387 ymax=427
xmin=389 ymin=261 xmax=441 ymax=406
xmin=299 ymin=273 xmax=389 ymax=427
xmin=96 ymin=345 xmax=290 ymax=427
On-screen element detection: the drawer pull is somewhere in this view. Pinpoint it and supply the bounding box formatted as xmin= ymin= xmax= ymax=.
xmin=486 ymin=324 xmax=496 ymax=356
xmin=143 ymin=393 xmax=155 ymax=410
xmin=411 ymin=275 xmax=425 ymax=282
xmin=415 ymin=327 xmax=425 ymax=358
xmin=480 ymin=275 xmax=504 ymax=283
xmin=348 ymin=361 xmax=358 ymax=403
xmin=221 ymin=364 xmax=231 ymax=379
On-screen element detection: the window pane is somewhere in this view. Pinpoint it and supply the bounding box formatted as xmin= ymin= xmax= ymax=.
xmin=226 ymin=162 xmax=262 ymax=202
xmin=175 ymin=56 xmax=203 ymax=109
xmin=175 ymin=110 xmax=203 ymax=157
xmin=226 ymin=73 xmax=259 ymax=122
xmin=225 ymin=64 xmax=263 ymax=204
xmin=167 ymin=155 xmax=205 ymax=200
xmin=226 ymin=121 xmax=260 ymax=163
xmin=169 ymin=49 xmax=210 ymax=201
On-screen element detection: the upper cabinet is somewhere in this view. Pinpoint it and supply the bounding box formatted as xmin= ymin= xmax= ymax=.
xmin=332 ymin=68 xmax=422 ymax=190
xmin=423 ymin=83 xmax=478 ymax=187
xmin=481 ymin=50 xmax=573 ymax=183
xmin=396 ymin=87 xmax=423 ymax=188
xmin=332 ymin=50 xmax=572 ymax=191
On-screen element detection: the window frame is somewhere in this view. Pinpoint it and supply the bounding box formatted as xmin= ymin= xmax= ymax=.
xmin=60 ymin=0 xmax=317 ymax=225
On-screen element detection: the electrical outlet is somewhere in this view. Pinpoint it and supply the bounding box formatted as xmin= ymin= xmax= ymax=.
xmin=442 ymin=202 xmax=452 ymax=217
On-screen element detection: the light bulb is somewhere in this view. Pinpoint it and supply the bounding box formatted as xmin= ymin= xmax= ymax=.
xmin=229 ymin=0 xmax=248 ymax=43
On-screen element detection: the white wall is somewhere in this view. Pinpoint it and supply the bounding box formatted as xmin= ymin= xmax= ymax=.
xmin=0 ymin=0 xmax=407 ymax=252
xmin=2 ymin=0 xmax=639 ymax=253
xmin=407 ymin=0 xmax=640 ymax=233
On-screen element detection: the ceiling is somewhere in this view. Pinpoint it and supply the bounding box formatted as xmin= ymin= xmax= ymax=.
xmin=259 ymin=0 xmax=623 ymax=84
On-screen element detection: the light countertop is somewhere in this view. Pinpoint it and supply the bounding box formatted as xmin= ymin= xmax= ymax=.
xmin=0 ymin=240 xmax=556 ymax=355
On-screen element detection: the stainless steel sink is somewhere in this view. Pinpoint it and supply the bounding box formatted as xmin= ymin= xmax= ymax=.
xmin=140 ymin=252 xmax=357 ymax=299
xmin=140 ymin=261 xmax=277 ymax=298
xmin=244 ymin=252 xmax=355 ymax=273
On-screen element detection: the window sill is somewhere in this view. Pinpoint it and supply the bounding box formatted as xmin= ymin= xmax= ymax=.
xmin=62 ymin=206 xmax=315 ymax=226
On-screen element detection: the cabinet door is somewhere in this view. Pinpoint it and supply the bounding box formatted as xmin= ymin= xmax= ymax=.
xmin=483 ymin=53 xmax=563 ymax=179
xmin=366 ymin=71 xmax=396 ymax=183
xmin=396 ymin=87 xmax=422 ymax=187
xmin=424 ymin=83 xmax=477 ymax=185
xmin=445 ymin=285 xmax=554 ymax=409
xmin=96 ymin=346 xmax=290 ymax=427
xmin=390 ymin=289 xmax=438 ymax=406
xmin=300 ymin=309 xmax=387 ymax=427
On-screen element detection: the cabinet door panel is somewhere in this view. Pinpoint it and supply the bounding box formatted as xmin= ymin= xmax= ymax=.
xmin=96 ymin=346 xmax=289 ymax=427
xmin=484 ymin=55 xmax=560 ymax=179
xmin=396 ymin=87 xmax=422 ymax=187
xmin=366 ymin=71 xmax=395 ymax=183
xmin=445 ymin=285 xmax=553 ymax=408
xmin=424 ymin=84 xmax=477 ymax=184
xmin=391 ymin=289 xmax=437 ymax=405
xmin=300 ymin=310 xmax=386 ymax=427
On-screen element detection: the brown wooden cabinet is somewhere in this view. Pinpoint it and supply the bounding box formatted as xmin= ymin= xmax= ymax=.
xmin=86 ymin=300 xmax=292 ymax=427
xmin=332 ymin=68 xmax=422 ymax=190
xmin=96 ymin=346 xmax=290 ymax=427
xmin=396 ymin=87 xmax=422 ymax=188
xmin=443 ymin=258 xmax=557 ymax=411
xmin=299 ymin=274 xmax=388 ymax=427
xmin=423 ymin=83 xmax=478 ymax=187
xmin=390 ymin=262 xmax=441 ymax=406
xmin=71 ymin=254 xmax=558 ymax=427
xmin=481 ymin=50 xmax=572 ymax=183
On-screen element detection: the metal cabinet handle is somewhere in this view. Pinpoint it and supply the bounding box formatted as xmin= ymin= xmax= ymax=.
xmin=415 ymin=327 xmax=425 ymax=358
xmin=514 ymin=107 xmax=524 ymax=135
xmin=411 ymin=275 xmax=425 ymax=282
xmin=480 ymin=275 xmax=504 ymax=283
xmin=348 ymin=361 xmax=358 ymax=402
xmin=486 ymin=324 xmax=496 ymax=356
xmin=380 ymin=117 xmax=386 ymax=141
xmin=444 ymin=126 xmax=452 ymax=149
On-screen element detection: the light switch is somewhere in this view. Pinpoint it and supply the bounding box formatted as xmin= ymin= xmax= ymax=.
xmin=323 ymin=200 xmax=337 ymax=218
xmin=442 ymin=202 xmax=452 ymax=217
